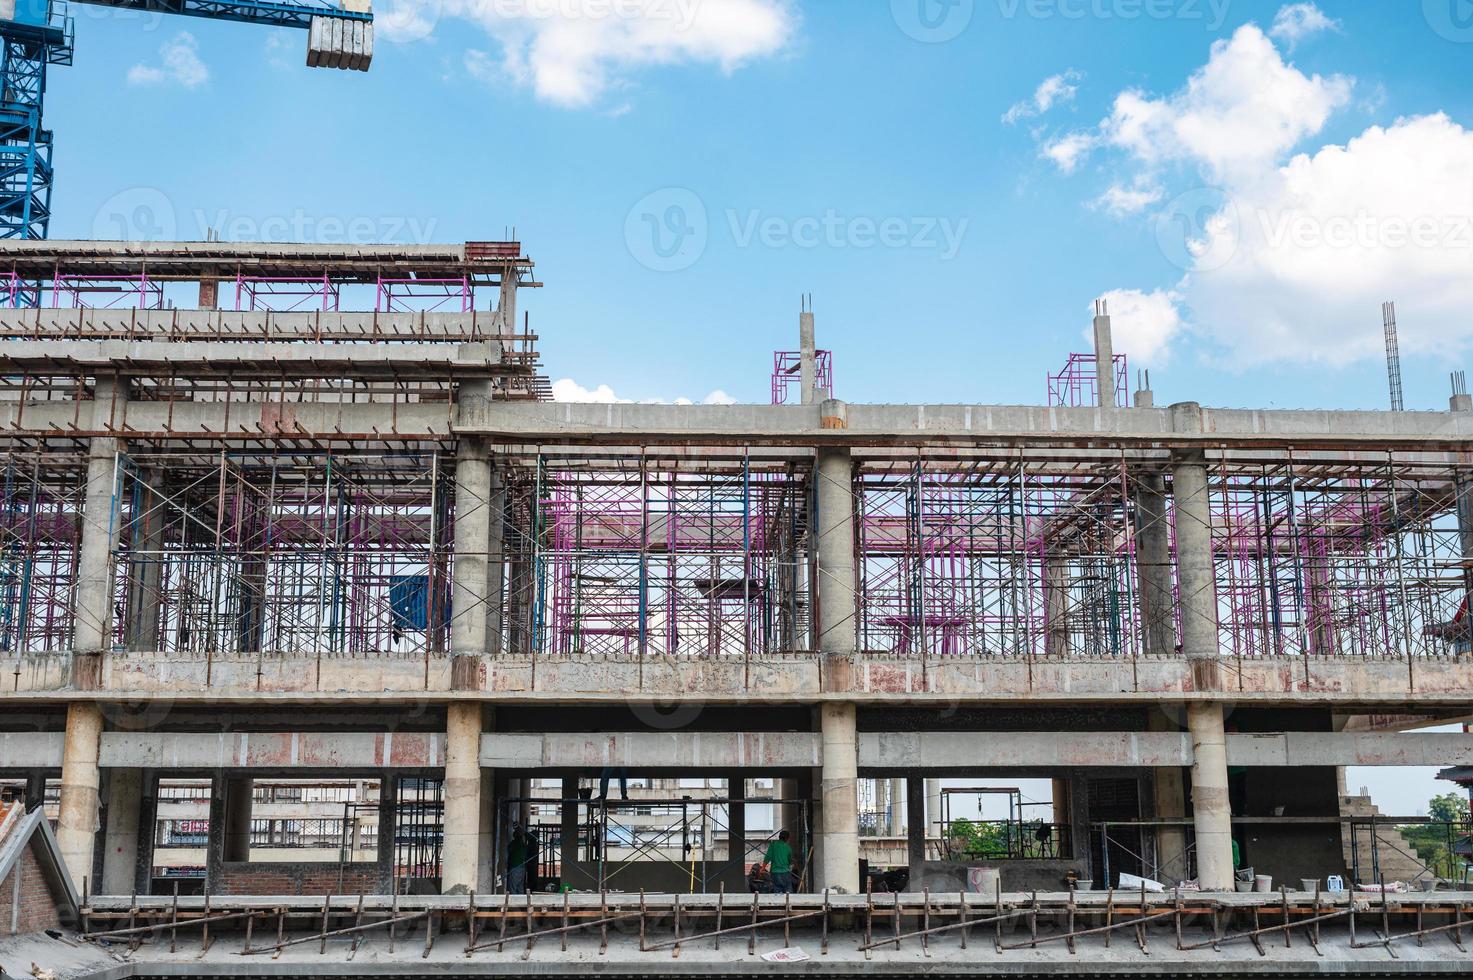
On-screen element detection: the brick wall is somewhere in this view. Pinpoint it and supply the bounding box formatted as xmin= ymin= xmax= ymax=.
xmin=0 ymin=846 xmax=64 ymax=936
xmin=215 ymin=863 xmax=380 ymax=896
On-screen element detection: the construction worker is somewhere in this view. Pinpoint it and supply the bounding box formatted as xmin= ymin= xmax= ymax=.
xmin=762 ymin=830 xmax=795 ymax=894
xmin=507 ymin=826 xmax=529 ymax=894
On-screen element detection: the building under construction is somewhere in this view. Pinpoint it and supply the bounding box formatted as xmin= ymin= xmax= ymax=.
xmin=2 ymin=238 xmax=1473 ymax=975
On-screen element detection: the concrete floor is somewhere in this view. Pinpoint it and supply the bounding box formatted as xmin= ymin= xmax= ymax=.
xmin=26 ymin=891 xmax=1473 ymax=978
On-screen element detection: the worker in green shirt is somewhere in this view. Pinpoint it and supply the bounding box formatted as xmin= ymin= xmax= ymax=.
xmin=507 ymin=827 xmax=530 ymax=894
xmin=763 ymin=830 xmax=795 ymax=894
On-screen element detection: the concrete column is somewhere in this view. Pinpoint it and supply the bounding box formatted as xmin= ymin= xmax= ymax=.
xmin=1044 ymin=556 xmax=1070 ymax=658
xmin=905 ymin=777 xmax=926 ymax=874
xmin=74 ymin=377 xmax=128 ymax=664
xmin=101 ymin=769 xmax=142 ymax=894
xmin=451 ymin=440 xmax=492 ymax=663
xmin=1093 ymin=300 xmax=1115 ymax=409
xmin=818 ymin=702 xmax=859 ymax=893
xmin=486 ymin=465 xmax=506 ymax=656
xmin=197 ymin=271 xmax=219 ymax=310
xmin=56 ymin=703 xmax=103 ymax=890
xmin=1133 ymin=472 xmax=1175 ymax=658
xmin=442 ymin=702 xmax=483 ymax=893
xmin=222 ymin=777 xmax=253 ymax=862
xmin=815 ymin=400 xmax=856 ymax=664
xmin=1187 ymin=701 xmax=1234 ymax=890
xmin=23 ymin=772 xmax=46 ymax=813
xmin=376 ymin=775 xmax=398 ymax=894
xmin=498 ymin=269 xmax=518 ymax=337
xmin=123 ymin=473 xmax=165 ymax=653
xmin=727 ymin=774 xmax=746 ymax=865
xmin=1147 ymin=711 xmax=1189 ymax=884
xmin=560 ymin=776 xmax=580 ymax=884
xmin=477 ymin=768 xmax=497 ymax=891
xmin=923 ymin=778 xmax=941 ymax=841
xmin=1170 ymin=403 xmax=1220 ymax=689
xmin=887 ymin=777 xmax=906 ymax=837
xmin=799 ymin=308 xmax=817 ymax=405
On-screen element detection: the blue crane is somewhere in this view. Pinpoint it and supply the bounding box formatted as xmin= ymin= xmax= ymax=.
xmin=0 ymin=0 xmax=373 ymax=240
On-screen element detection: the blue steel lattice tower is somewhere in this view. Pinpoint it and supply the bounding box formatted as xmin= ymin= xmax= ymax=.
xmin=0 ymin=0 xmax=72 ymax=240
xmin=0 ymin=0 xmax=369 ymax=242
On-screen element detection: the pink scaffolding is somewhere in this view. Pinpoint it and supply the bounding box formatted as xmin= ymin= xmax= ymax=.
xmin=771 ymin=351 xmax=834 ymax=405
xmin=375 ymin=277 xmax=473 ymax=314
xmin=235 ymin=274 xmax=341 ymax=312
xmin=1048 ymin=353 xmax=1128 ymax=408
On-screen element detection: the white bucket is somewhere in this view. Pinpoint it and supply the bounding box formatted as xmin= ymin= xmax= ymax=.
xmin=1253 ymin=875 xmax=1273 ymax=893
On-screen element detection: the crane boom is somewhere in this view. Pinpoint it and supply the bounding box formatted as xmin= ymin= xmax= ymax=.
xmin=0 ymin=0 xmax=372 ymax=243
xmin=69 ymin=0 xmax=369 ymax=29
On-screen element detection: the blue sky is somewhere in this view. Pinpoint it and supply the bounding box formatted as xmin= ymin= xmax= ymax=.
xmin=51 ymin=1 xmax=1473 ymax=411
xmin=46 ymin=0 xmax=1473 ymax=815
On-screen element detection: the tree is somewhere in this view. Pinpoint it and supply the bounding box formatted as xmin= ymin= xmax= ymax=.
xmin=1397 ymin=793 xmax=1471 ymax=883
xmin=1428 ymin=793 xmax=1470 ymax=825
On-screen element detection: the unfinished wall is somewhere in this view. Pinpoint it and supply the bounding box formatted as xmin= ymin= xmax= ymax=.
xmin=0 ymin=845 xmax=64 ymax=936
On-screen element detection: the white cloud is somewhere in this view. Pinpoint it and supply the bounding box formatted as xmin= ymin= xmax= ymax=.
xmin=552 ymin=378 xmax=630 ymax=403
xmin=1090 ymin=289 xmax=1182 ymax=366
xmin=1100 ymin=25 xmax=1352 ymax=183
xmin=413 ymin=0 xmax=795 ymax=109
xmin=1047 ymin=12 xmax=1473 ymax=372
xmin=1003 ymin=70 xmax=1082 ymax=125
xmin=1269 ymin=3 xmax=1339 ymax=49
xmin=1093 ymin=181 xmax=1164 ymax=217
xmin=552 ymin=378 xmax=741 ymax=404
xmin=1179 ymin=113 xmax=1473 ymax=367
xmin=1041 ymin=132 xmax=1097 ymax=174
xmin=128 ymin=32 xmax=209 ymax=88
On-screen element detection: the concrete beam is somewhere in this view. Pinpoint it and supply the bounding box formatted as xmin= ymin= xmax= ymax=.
xmin=0 ymin=308 xmax=516 ymax=342
xmin=480 ymin=731 xmax=822 ymax=769
xmin=859 ymin=731 xmax=1473 ymax=769
xmin=861 ymin=732 xmax=1192 ymax=769
xmin=0 ymin=731 xmax=65 ymax=768
xmin=456 ymin=401 xmax=1473 ymax=450
xmin=8 ymin=398 xmax=1473 ymax=451
xmin=96 ymin=732 xmax=444 ymax=769
xmin=0 ymin=339 xmax=512 ymax=379
xmin=11 ymin=729 xmax=1473 ymax=771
